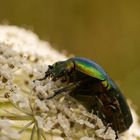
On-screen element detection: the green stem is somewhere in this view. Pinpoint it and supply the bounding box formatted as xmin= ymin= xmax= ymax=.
xmin=0 ymin=115 xmax=33 ymax=120
xmin=30 ymin=124 xmax=36 ymax=140
xmin=37 ymin=125 xmax=41 ymax=140
xmin=19 ymin=121 xmax=34 ymax=134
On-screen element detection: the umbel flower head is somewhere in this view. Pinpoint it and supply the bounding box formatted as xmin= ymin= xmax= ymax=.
xmin=0 ymin=25 xmax=140 ymax=140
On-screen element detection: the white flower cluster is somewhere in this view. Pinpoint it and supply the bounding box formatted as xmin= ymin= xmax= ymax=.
xmin=0 ymin=25 xmax=140 ymax=140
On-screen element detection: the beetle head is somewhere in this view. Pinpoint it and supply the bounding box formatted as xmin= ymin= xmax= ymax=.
xmin=45 ymin=60 xmax=73 ymax=80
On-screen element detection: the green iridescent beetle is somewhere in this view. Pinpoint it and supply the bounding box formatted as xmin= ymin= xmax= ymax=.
xmin=38 ymin=57 xmax=133 ymax=137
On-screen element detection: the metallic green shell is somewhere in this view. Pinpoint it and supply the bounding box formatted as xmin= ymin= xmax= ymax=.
xmin=70 ymin=57 xmax=108 ymax=81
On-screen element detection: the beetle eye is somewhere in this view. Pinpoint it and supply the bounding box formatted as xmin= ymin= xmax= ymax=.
xmin=48 ymin=65 xmax=53 ymax=69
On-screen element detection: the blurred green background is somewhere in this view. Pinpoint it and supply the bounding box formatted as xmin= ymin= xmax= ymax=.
xmin=0 ymin=0 xmax=140 ymax=115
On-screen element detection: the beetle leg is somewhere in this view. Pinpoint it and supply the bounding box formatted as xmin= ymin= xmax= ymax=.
xmin=34 ymin=64 xmax=55 ymax=82
xmin=104 ymin=123 xmax=112 ymax=133
xmin=34 ymin=77 xmax=47 ymax=82
xmin=33 ymin=76 xmax=49 ymax=82
xmin=61 ymin=73 xmax=69 ymax=82
xmin=47 ymin=87 xmax=69 ymax=99
xmin=47 ymin=83 xmax=78 ymax=99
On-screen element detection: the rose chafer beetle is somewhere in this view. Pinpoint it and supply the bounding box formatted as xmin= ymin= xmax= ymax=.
xmin=37 ymin=57 xmax=133 ymax=137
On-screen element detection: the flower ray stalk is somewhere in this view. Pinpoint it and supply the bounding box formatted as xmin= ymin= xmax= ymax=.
xmin=19 ymin=121 xmax=34 ymax=134
xmin=30 ymin=124 xmax=36 ymax=140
